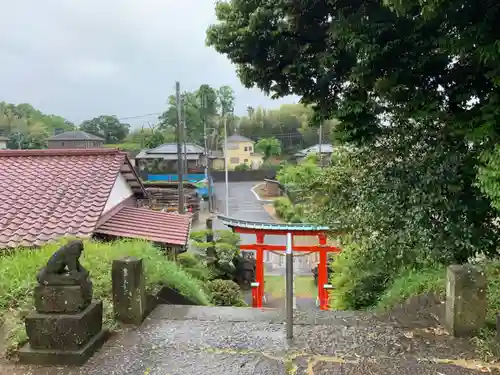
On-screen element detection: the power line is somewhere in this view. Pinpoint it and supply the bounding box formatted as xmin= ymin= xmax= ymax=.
xmin=118 ymin=112 xmax=162 ymax=121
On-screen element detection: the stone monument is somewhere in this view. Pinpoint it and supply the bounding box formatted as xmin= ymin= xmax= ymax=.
xmin=18 ymin=240 xmax=107 ymax=365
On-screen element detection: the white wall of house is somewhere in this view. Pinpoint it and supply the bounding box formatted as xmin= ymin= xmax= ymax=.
xmin=102 ymin=173 xmax=134 ymax=214
xmin=0 ymin=140 xmax=6 ymax=150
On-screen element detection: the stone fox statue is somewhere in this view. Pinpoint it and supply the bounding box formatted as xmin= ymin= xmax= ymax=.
xmin=36 ymin=239 xmax=89 ymax=285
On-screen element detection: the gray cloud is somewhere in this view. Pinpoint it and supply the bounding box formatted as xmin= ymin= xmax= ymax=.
xmin=0 ymin=0 xmax=298 ymax=127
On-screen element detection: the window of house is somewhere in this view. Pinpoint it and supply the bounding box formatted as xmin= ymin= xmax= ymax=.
xmin=61 ymin=142 xmax=65 ymax=146
xmin=249 ymin=146 xmax=253 ymax=152
xmin=244 ymin=146 xmax=248 ymax=151
xmin=244 ymin=159 xmax=248 ymax=163
xmin=230 ymin=157 xmax=239 ymax=164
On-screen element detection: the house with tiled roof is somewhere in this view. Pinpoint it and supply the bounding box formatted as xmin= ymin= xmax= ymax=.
xmin=47 ymin=131 xmax=105 ymax=149
xmin=0 ymin=148 xmax=191 ymax=250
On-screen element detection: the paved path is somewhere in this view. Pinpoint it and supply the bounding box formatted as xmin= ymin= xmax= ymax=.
xmin=5 ymin=305 xmax=496 ymax=374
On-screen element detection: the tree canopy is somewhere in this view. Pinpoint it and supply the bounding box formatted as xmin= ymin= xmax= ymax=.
xmin=80 ymin=115 xmax=130 ymax=144
xmin=0 ymin=102 xmax=75 ymax=149
xmin=206 ymin=0 xmax=500 ymax=145
xmin=255 ymin=137 xmax=281 ymax=159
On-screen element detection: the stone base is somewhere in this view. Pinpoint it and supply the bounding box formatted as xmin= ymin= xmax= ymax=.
xmin=34 ymin=280 xmax=92 ymax=313
xmin=26 ymin=301 xmax=103 ymax=350
xmin=18 ymin=329 xmax=108 ymax=366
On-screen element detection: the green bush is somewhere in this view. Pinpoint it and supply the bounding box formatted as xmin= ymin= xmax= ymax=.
xmin=176 ymin=252 xmax=211 ymax=281
xmin=207 ymin=279 xmax=246 ymax=306
xmin=190 ymin=229 xmax=242 ymax=281
xmin=234 ymin=163 xmax=250 ymax=171
xmin=0 ymin=239 xmax=209 ymax=357
xmin=274 ymin=196 xmax=293 ymax=221
xmin=375 ymin=266 xmax=446 ymax=311
xmin=329 ymin=235 xmax=424 ymax=310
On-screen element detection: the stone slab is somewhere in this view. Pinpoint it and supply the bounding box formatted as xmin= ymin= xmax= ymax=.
xmin=34 ymin=281 xmax=92 ymax=313
xmin=18 ymin=329 xmax=108 ymax=366
xmin=112 ymin=257 xmax=146 ymax=325
xmin=26 ymin=301 xmax=103 ymax=350
xmin=445 ymin=264 xmax=487 ymax=337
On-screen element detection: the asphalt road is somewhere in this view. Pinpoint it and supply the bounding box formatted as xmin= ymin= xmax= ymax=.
xmin=212 ymin=181 xmax=285 ymax=246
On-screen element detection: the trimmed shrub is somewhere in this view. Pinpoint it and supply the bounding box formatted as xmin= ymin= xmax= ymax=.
xmin=176 ymin=252 xmax=211 ymax=281
xmin=207 ymin=279 xmax=246 ymax=306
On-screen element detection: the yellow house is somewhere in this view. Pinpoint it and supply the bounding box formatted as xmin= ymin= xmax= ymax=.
xmin=213 ymin=135 xmax=264 ymax=170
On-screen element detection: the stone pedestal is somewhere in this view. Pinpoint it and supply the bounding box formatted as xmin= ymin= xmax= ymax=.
xmin=19 ymin=278 xmax=107 ymax=365
xmin=112 ymin=257 xmax=146 ymax=325
xmin=445 ymin=264 xmax=487 ymax=337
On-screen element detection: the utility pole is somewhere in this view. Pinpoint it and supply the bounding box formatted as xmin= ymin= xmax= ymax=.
xmin=223 ymin=113 xmax=229 ymax=215
xmin=182 ymin=95 xmax=188 ymax=179
xmin=176 ymin=82 xmax=185 ymax=214
xmin=201 ymin=94 xmax=213 ymax=212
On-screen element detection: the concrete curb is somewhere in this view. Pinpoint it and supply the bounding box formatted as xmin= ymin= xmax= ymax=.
xmin=251 ymin=183 xmax=275 ymax=203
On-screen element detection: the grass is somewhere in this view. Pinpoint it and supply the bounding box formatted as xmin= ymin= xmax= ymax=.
xmin=265 ymin=275 xmax=317 ymax=299
xmin=375 ymin=266 xmax=446 ymax=311
xmin=0 ymin=238 xmax=210 ymax=357
xmin=373 ymin=262 xmax=500 ymax=361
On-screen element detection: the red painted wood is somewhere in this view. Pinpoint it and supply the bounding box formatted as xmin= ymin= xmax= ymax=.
xmin=318 ymin=249 xmax=329 ymax=310
xmin=239 ymin=244 xmax=340 ymax=252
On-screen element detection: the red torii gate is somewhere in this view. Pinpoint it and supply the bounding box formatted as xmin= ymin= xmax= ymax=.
xmin=217 ymin=215 xmax=341 ymax=310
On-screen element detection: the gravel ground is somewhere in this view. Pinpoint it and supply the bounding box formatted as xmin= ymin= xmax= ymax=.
xmin=4 ymin=305 xmax=498 ymax=375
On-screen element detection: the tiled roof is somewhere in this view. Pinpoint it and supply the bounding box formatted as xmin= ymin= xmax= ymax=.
xmin=227 ymin=134 xmax=253 ymax=143
xmin=145 ymin=143 xmax=204 ymax=155
xmin=295 ymin=144 xmax=334 ymax=156
xmin=95 ymin=207 xmax=191 ymax=246
xmin=48 ymin=131 xmax=104 ymax=141
xmin=0 ymin=149 xmax=145 ymax=249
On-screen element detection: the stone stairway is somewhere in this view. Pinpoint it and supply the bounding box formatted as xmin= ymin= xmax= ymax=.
xmin=6 ymin=305 xmax=499 ymax=375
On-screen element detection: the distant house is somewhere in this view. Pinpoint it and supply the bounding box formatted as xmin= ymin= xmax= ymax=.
xmin=0 ymin=148 xmax=191 ymax=250
xmin=47 ymin=131 xmax=105 ymax=149
xmin=294 ymin=144 xmax=334 ymax=164
xmin=0 ymin=136 xmax=7 ymax=150
xmin=135 ymin=143 xmax=206 ymax=178
xmin=212 ymin=134 xmax=264 ymax=170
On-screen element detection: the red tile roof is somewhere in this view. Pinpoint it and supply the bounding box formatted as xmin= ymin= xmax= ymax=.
xmin=94 ymin=207 xmax=191 ymax=246
xmin=0 ymin=149 xmax=146 ymax=249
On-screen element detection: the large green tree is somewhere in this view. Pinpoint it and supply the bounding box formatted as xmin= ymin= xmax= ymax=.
xmin=80 ymin=115 xmax=130 ymax=143
xmin=206 ymin=0 xmax=500 ymax=145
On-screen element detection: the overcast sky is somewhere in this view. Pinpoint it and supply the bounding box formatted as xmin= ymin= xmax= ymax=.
xmin=0 ymin=0 xmax=298 ymax=128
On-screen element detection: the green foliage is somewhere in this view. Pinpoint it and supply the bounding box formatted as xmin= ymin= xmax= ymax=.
xmin=0 ymin=239 xmax=209 ymax=356
xmin=255 ymin=137 xmax=281 ymax=160
xmin=190 ymin=229 xmax=242 ymax=280
xmin=0 ymin=102 xmax=75 ymax=149
xmin=206 ymin=279 xmax=246 ymax=307
xmin=158 ymin=84 xmax=238 ymax=148
xmin=477 ymin=146 xmax=500 ymax=211
xmin=234 ymin=163 xmax=250 ymax=171
xmin=375 ymin=266 xmax=446 ymax=311
xmin=276 ymin=121 xmax=498 ymax=311
xmin=206 ymin=0 xmax=500 ymax=145
xmin=80 ymin=115 xmax=130 ymax=143
xmin=176 ymin=252 xmax=211 ymax=281
xmin=273 ymin=197 xmax=303 ymax=223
